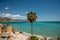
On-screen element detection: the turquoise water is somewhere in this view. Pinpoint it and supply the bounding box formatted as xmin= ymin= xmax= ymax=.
xmin=1 ymin=21 xmax=60 ymax=37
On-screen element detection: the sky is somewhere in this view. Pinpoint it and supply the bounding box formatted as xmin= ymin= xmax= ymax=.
xmin=0 ymin=0 xmax=60 ymax=21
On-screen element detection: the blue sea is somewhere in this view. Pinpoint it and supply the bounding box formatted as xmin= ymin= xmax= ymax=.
xmin=1 ymin=21 xmax=60 ymax=37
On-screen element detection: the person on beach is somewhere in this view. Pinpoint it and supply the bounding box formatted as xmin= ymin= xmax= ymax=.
xmin=1 ymin=28 xmax=8 ymax=40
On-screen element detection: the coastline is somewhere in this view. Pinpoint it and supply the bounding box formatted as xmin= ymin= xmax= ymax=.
xmin=19 ymin=32 xmax=58 ymax=40
xmin=1 ymin=22 xmax=60 ymax=37
xmin=0 ymin=24 xmax=59 ymax=40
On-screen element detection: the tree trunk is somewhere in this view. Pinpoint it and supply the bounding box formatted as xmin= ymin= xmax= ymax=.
xmin=31 ymin=22 xmax=33 ymax=36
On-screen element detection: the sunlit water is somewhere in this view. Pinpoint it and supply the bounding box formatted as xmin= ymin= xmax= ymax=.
xmin=1 ymin=21 xmax=60 ymax=37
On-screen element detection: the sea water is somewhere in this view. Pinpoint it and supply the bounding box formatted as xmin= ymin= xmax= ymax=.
xmin=1 ymin=21 xmax=60 ymax=37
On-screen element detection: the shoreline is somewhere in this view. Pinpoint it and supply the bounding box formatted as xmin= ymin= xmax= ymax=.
xmin=0 ymin=24 xmax=60 ymax=40
xmin=19 ymin=32 xmax=58 ymax=40
xmin=23 ymin=32 xmax=58 ymax=37
xmin=21 ymin=31 xmax=60 ymax=38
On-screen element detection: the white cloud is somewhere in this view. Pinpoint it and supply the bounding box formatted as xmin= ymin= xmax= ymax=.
xmin=26 ymin=11 xmax=28 ymax=14
xmin=0 ymin=13 xmax=27 ymax=20
xmin=5 ymin=7 xmax=10 ymax=10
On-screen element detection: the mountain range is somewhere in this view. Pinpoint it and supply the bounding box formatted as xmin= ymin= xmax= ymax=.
xmin=0 ymin=17 xmax=27 ymax=22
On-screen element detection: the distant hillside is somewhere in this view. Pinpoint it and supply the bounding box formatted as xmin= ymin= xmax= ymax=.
xmin=0 ymin=17 xmax=28 ymax=22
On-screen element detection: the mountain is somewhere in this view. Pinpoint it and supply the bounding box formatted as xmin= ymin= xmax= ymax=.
xmin=0 ymin=17 xmax=28 ymax=22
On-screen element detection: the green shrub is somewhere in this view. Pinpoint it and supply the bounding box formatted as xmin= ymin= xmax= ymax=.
xmin=27 ymin=36 xmax=39 ymax=40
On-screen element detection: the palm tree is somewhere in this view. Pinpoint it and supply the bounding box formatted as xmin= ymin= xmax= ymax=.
xmin=27 ymin=11 xmax=37 ymax=35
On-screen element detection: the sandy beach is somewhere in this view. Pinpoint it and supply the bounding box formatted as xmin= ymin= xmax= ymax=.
xmin=7 ymin=31 xmax=58 ymax=40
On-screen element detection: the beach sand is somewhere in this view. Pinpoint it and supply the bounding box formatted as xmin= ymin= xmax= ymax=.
xmin=7 ymin=31 xmax=57 ymax=40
